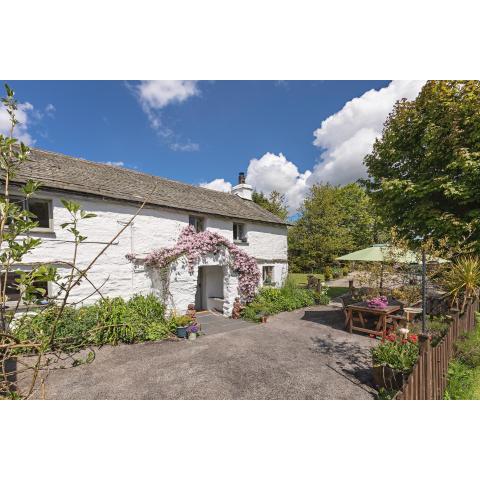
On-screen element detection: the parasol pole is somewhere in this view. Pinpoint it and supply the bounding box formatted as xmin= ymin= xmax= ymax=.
xmin=421 ymin=246 xmax=427 ymax=333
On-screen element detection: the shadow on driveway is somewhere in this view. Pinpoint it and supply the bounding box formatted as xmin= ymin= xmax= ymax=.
xmin=300 ymin=308 xmax=346 ymax=331
xmin=310 ymin=335 xmax=374 ymax=392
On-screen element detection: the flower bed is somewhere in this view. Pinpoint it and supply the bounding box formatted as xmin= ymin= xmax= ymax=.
xmin=242 ymin=276 xmax=327 ymax=322
xmin=371 ymin=333 xmax=419 ymax=391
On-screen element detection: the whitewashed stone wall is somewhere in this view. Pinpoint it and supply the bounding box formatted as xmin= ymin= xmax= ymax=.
xmin=17 ymin=189 xmax=287 ymax=315
xmin=158 ymin=250 xmax=239 ymax=316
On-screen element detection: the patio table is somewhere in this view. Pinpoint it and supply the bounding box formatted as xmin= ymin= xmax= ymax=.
xmin=346 ymin=302 xmax=401 ymax=339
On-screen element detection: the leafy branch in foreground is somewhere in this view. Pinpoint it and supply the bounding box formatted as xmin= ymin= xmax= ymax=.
xmin=0 ymin=84 xmax=149 ymax=398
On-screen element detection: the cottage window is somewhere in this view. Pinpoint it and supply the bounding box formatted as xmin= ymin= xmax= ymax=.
xmin=2 ymin=271 xmax=48 ymax=303
xmin=3 ymin=195 xmax=52 ymax=230
xmin=189 ymin=215 xmax=204 ymax=232
xmin=263 ymin=266 xmax=274 ymax=285
xmin=233 ymin=223 xmax=246 ymax=242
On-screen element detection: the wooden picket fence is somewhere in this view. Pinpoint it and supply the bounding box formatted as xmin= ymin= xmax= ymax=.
xmin=395 ymin=296 xmax=479 ymax=400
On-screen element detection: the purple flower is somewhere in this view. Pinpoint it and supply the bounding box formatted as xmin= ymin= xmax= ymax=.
xmin=187 ymin=324 xmax=199 ymax=333
xmin=367 ymin=296 xmax=389 ymax=309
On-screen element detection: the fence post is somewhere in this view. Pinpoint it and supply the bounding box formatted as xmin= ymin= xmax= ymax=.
xmin=419 ymin=333 xmax=432 ymax=399
xmin=449 ymin=307 xmax=460 ymax=343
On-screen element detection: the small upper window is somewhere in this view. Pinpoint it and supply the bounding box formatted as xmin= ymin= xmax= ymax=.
xmin=189 ymin=215 xmax=204 ymax=233
xmin=233 ymin=223 xmax=246 ymax=242
xmin=3 ymin=196 xmax=51 ymax=230
xmin=28 ymin=198 xmax=51 ymax=229
xmin=263 ymin=266 xmax=274 ymax=285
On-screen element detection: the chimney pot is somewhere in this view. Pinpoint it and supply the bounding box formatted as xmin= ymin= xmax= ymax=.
xmin=232 ymin=172 xmax=253 ymax=200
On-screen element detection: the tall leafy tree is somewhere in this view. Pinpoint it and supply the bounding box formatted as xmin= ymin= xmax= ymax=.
xmin=288 ymin=183 xmax=377 ymax=272
xmin=252 ymin=190 xmax=288 ymax=220
xmin=364 ymin=80 xmax=480 ymax=249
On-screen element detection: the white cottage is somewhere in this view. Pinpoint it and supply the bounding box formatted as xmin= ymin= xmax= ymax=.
xmin=9 ymin=149 xmax=288 ymax=316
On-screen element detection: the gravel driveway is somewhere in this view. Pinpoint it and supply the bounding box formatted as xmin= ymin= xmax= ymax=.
xmin=39 ymin=305 xmax=377 ymax=400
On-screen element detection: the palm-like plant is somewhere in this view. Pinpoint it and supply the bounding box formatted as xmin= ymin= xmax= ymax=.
xmin=442 ymin=256 xmax=480 ymax=310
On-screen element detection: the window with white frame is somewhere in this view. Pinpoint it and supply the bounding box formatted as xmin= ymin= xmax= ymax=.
xmin=233 ymin=222 xmax=246 ymax=242
xmin=189 ymin=215 xmax=204 ymax=232
xmin=262 ymin=266 xmax=274 ymax=285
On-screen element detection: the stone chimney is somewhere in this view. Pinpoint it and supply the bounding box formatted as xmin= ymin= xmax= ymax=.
xmin=232 ymin=171 xmax=253 ymax=200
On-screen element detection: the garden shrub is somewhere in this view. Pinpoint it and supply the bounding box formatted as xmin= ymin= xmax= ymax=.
xmin=423 ymin=315 xmax=452 ymax=347
xmin=332 ymin=267 xmax=342 ymax=279
xmin=427 ymin=315 xmax=451 ymax=336
xmin=14 ymin=294 xmax=172 ymax=352
xmin=454 ymin=324 xmax=480 ymax=368
xmin=323 ymin=266 xmax=333 ymax=281
xmin=242 ymin=277 xmax=318 ymax=321
xmin=313 ymin=291 xmax=330 ymax=305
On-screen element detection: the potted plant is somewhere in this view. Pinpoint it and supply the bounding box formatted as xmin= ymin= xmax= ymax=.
xmin=187 ymin=323 xmax=199 ymax=340
xmin=367 ymin=296 xmax=388 ymax=309
xmin=175 ymin=315 xmax=192 ymax=339
xmin=371 ymin=333 xmax=419 ymax=390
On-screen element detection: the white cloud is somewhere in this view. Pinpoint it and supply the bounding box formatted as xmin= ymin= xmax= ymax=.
xmin=310 ymin=80 xmax=426 ymax=185
xmin=170 ymin=141 xmax=200 ymax=152
xmin=204 ymin=153 xmax=310 ymax=214
xmin=132 ymin=80 xmax=200 ymax=151
xmin=246 ymin=152 xmax=311 ymax=213
xmin=0 ymin=101 xmax=35 ymax=144
xmin=45 ymin=103 xmax=56 ymax=118
xmin=104 ymin=161 xmax=125 ymax=167
xmin=200 ymin=178 xmax=232 ymax=192
xmin=137 ymin=81 xmax=199 ymax=109
xmin=199 ymin=81 xmax=427 ymax=214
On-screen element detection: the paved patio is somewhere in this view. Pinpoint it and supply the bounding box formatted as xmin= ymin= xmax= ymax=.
xmin=195 ymin=311 xmax=252 ymax=335
xmin=39 ymin=305 xmax=377 ymax=400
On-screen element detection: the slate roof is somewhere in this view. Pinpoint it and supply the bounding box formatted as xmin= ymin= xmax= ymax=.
xmin=10 ymin=148 xmax=288 ymax=226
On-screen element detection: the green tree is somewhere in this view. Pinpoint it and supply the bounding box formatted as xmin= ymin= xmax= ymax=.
xmin=364 ymin=80 xmax=480 ymax=250
xmin=288 ymin=183 xmax=377 ymax=272
xmin=252 ymin=190 xmax=288 ymax=220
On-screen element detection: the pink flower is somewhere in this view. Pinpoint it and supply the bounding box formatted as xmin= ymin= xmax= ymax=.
xmin=126 ymin=226 xmax=260 ymax=302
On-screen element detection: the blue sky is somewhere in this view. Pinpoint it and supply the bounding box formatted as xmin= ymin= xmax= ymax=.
xmin=0 ymin=80 xmax=425 ymax=212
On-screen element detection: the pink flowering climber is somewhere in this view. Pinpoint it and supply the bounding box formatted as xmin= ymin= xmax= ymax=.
xmin=127 ymin=226 xmax=260 ymax=302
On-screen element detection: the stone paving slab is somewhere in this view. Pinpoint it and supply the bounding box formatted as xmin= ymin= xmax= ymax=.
xmin=196 ymin=312 xmax=253 ymax=336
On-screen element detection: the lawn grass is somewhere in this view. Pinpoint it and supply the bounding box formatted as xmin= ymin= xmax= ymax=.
xmin=472 ymin=368 xmax=480 ymax=399
xmin=288 ymin=274 xmax=349 ymax=299
xmin=445 ymin=314 xmax=480 ymax=399
xmin=289 ymin=273 xmax=324 ymax=287
xmin=327 ymin=286 xmax=349 ymax=298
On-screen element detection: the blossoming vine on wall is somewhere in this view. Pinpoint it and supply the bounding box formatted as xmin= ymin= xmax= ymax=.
xmin=126 ymin=226 xmax=261 ymax=301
